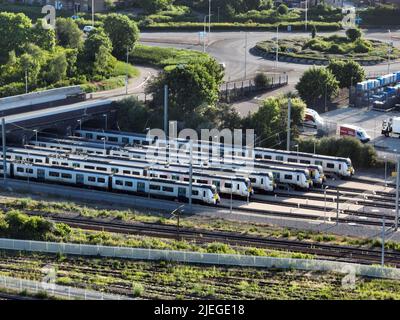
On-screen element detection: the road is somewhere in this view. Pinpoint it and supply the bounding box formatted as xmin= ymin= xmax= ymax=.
xmin=139 ymin=29 xmax=400 ymax=114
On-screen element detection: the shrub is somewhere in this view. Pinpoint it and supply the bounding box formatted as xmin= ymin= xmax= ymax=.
xmin=277 ymin=4 xmax=289 ymax=15
xmin=354 ymin=39 xmax=371 ymax=53
xmin=0 ymin=82 xmax=25 ymax=98
xmin=328 ymin=43 xmax=344 ymax=54
xmin=346 ymin=28 xmax=362 ymax=42
xmin=254 ymin=73 xmax=271 ymax=88
xmin=132 ymin=282 xmax=144 ymax=297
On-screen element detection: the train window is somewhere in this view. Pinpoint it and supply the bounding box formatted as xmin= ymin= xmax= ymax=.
xmin=203 ymin=191 xmax=206 ymax=197
xmin=297 ymin=176 xmax=300 ymax=181
xmin=27 ymin=169 xmax=33 ymax=174
xmin=6 ymin=156 xmax=11 ymax=159
xmin=184 ymin=178 xmax=189 ymax=182
xmin=172 ymin=175 xmax=179 ymax=181
xmin=16 ymin=156 xmax=22 ymax=161
xmin=61 ymin=162 xmax=68 ymax=166
xmin=162 ymin=186 xmax=173 ymax=192
xmin=276 ymin=156 xmax=284 ymax=161
xmin=284 ymin=174 xmax=292 ymax=180
xmin=300 ymin=160 xmax=311 ymax=164
xmin=111 ymin=168 xmax=118 ymax=173
xmin=263 ymin=155 xmax=272 ymax=160
xmin=339 ymin=164 xmax=342 ymax=170
xmin=35 ymin=159 xmax=43 ymax=163
xmin=192 ymin=190 xmax=199 ymax=196
xmin=250 ymin=178 xmax=256 ymax=183
xmin=133 ymin=140 xmax=140 ymax=144
xmin=115 ymin=180 xmax=123 ymax=185
xmin=132 ymin=171 xmax=140 ymax=176
xmin=49 ymin=172 xmax=60 ymax=177
xmin=160 ymin=175 xmax=168 ymax=179
xmin=150 ymin=184 xmax=161 ymax=190
xmin=255 ymin=155 xmax=262 ymax=159
xmin=109 ymin=137 xmax=118 ymax=142
xmin=198 ymin=179 xmax=208 ymax=184
xmin=125 ymin=181 xmax=133 ymax=187
xmin=121 ymin=137 xmax=129 ymax=144
xmin=97 ymin=167 xmax=107 ymax=172
xmin=97 ymin=135 xmax=105 ymax=141
xmin=261 ymin=178 xmax=264 ymax=184
xmin=17 ymin=167 xmax=24 ymax=173
xmin=315 ymin=161 xmax=323 ymax=166
xmin=61 ymin=173 xmax=72 ymax=179
xmin=85 ymin=133 xmax=93 ymax=139
xmin=327 ymin=163 xmax=335 ymax=169
xmin=85 ymin=166 xmax=95 ymax=170
xmin=224 ymin=182 xmax=232 ymax=189
xmin=123 ymin=170 xmax=130 ymax=174
xmin=98 ymin=178 xmax=106 ymax=183
xmin=73 ymin=163 xmax=80 ymax=168
xmin=52 ymin=161 xmax=57 ymax=165
xmin=88 ymin=176 xmax=96 ymax=182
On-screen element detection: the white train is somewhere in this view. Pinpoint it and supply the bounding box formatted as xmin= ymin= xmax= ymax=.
xmin=74 ymin=129 xmax=354 ymax=177
xmin=0 ymin=148 xmax=252 ymax=198
xmin=2 ymin=161 xmax=220 ymax=205
xmin=25 ymin=142 xmax=276 ymax=192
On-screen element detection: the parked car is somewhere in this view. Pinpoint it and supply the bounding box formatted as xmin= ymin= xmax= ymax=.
xmin=83 ymin=25 xmax=95 ymax=33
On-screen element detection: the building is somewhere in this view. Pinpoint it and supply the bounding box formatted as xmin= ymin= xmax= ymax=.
xmin=7 ymin=0 xmax=106 ymax=13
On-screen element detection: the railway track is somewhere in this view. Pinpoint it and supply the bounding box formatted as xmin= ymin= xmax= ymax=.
xmin=22 ymin=212 xmax=400 ymax=266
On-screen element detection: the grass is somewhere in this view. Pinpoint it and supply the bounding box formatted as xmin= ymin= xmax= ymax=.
xmin=255 ymin=36 xmax=400 ymax=63
xmin=130 ymin=44 xmax=209 ymax=69
xmin=1 ymin=251 xmax=400 ymax=299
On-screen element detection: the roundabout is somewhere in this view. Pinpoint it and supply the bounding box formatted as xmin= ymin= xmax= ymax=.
xmin=252 ymin=32 xmax=400 ymax=66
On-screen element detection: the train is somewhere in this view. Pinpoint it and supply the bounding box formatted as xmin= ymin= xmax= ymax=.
xmin=0 ymin=161 xmax=220 ymax=205
xmin=28 ymin=138 xmax=311 ymax=189
xmin=73 ymin=129 xmax=355 ymax=177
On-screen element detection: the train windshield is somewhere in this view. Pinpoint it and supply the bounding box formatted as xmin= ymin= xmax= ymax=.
xmin=346 ymin=159 xmax=353 ymax=167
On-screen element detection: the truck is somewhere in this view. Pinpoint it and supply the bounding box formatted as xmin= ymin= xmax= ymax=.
xmin=382 ymin=117 xmax=400 ymax=138
xmin=303 ymin=108 xmax=324 ymax=129
xmin=339 ymin=124 xmax=371 ymax=143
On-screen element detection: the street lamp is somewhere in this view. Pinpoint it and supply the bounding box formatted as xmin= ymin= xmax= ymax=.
xmin=324 ymin=186 xmax=329 ymax=222
xmin=230 ymin=176 xmax=233 ymax=215
xmin=189 ymin=140 xmax=193 ymax=213
xmin=388 ymin=29 xmax=392 ymax=74
xmin=384 ymin=155 xmax=387 ymax=187
xmin=103 ymin=114 xmax=108 ymax=130
xmin=33 ymin=129 xmax=38 ymax=143
xmin=101 ymin=137 xmax=105 ymax=151
xmin=77 ymin=119 xmax=82 ymax=131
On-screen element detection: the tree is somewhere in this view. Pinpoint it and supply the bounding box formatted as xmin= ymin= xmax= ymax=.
xmin=346 ymin=28 xmax=362 ymax=42
xmin=146 ymin=62 xmax=221 ymax=126
xmin=55 ymin=18 xmax=83 ymax=49
xmin=0 ymin=12 xmax=32 ymax=62
xmin=295 ymin=67 xmax=339 ymax=107
xmin=103 ymin=13 xmax=140 ymax=60
xmin=244 ymin=0 xmax=262 ymax=10
xmin=327 ymin=59 xmax=365 ymax=88
xmin=311 ymin=25 xmax=317 ymax=39
xmin=243 ymin=96 xmax=306 ymax=148
xmin=30 ymin=20 xmax=56 ymax=52
xmin=78 ymin=28 xmax=116 ymax=80
xmin=42 ymin=52 xmax=68 ymax=84
xmin=138 ymin=0 xmax=173 ymax=13
xmin=277 ymin=3 xmax=289 ymax=15
xmin=115 ymin=97 xmax=152 ymax=132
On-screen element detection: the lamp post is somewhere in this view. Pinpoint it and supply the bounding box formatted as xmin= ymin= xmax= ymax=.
xmin=33 ymin=129 xmax=38 ymax=143
xmin=244 ymin=31 xmax=248 ymax=80
xmin=103 ymin=114 xmax=107 ymax=130
xmin=384 ymin=155 xmax=387 ymax=187
xmin=101 ymin=137 xmax=105 ymax=151
xmin=275 ymin=26 xmax=279 ymax=70
xmin=25 ymin=69 xmax=28 ymax=94
xmin=324 ymin=186 xmax=329 ymax=222
xmin=388 ymin=29 xmax=392 ymax=74
xmin=189 ymin=140 xmax=193 ymax=213
xmin=77 ymin=119 xmax=82 ymax=131
xmin=230 ymin=177 xmax=233 ymax=215
xmin=91 ymin=0 xmax=94 ymax=27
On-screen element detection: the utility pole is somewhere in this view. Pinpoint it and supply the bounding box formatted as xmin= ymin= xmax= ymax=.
xmin=91 ymin=0 xmax=94 ymax=27
xmin=244 ymin=32 xmax=248 ymax=80
xmin=164 ymin=85 xmax=168 ymax=138
xmin=395 ymin=157 xmax=400 ymax=230
xmin=230 ymin=177 xmax=233 ymax=214
xmin=203 ymin=15 xmax=208 ymax=53
xmin=189 ymin=140 xmax=193 ymax=213
xmin=217 ymin=6 xmax=220 ymax=23
xmin=125 ymin=46 xmax=129 ymax=95
xmin=275 ymin=26 xmax=279 ymax=70
xmin=25 ymin=69 xmax=28 ymax=94
xmin=305 ymin=0 xmax=308 ymax=31
xmin=382 ymin=216 xmax=385 ymax=267
xmin=286 ymin=98 xmax=292 ymax=151
xmin=208 ymin=0 xmax=211 ymax=34
xmin=384 ymin=156 xmax=387 ymax=187
xmin=336 ymin=188 xmax=340 ymax=224
xmin=2 ymin=118 xmax=6 ymax=184
xmin=324 ymin=82 xmax=328 ymax=113
xmin=388 ymin=30 xmax=392 ymax=74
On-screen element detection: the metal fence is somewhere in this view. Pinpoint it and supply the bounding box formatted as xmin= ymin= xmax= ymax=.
xmin=1 ymin=238 xmax=400 ymax=280
xmin=219 ymin=74 xmax=289 ymax=103
xmin=0 ymin=275 xmax=131 ymax=300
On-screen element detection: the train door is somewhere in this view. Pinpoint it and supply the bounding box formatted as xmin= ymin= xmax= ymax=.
xmin=76 ymin=174 xmax=84 ymax=186
xmin=137 ymin=182 xmax=146 ymax=193
xmin=178 ymin=187 xmax=186 ymax=199
xmin=37 ymin=169 xmax=45 ymax=181
xmin=212 ymin=180 xmax=220 ymax=192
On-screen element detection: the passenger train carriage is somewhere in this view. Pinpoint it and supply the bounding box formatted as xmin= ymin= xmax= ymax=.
xmin=74 ymin=129 xmax=354 ymax=177
xmin=0 ymin=162 xmax=220 ymax=205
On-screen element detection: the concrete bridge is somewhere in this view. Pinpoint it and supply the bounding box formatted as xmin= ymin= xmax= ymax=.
xmin=3 ymin=99 xmax=117 ymax=144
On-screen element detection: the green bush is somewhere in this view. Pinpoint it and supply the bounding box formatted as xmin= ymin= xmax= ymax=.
xmin=299 ymin=136 xmax=378 ymax=169
xmin=254 ymin=73 xmax=271 ymax=88
xmin=0 ymin=82 xmax=25 ymax=98
xmin=346 ymin=28 xmax=362 ymax=42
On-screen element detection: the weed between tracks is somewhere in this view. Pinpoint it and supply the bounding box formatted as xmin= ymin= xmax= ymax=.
xmin=0 ymin=251 xmax=399 ymax=300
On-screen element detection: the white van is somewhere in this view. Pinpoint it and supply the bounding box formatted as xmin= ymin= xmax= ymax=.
xmin=304 ymin=109 xmax=324 ymax=129
xmin=339 ymin=124 xmax=371 ymax=143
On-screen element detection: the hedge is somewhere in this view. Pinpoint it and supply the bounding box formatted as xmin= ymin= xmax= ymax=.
xmin=0 ymin=82 xmax=26 ymax=98
xmin=139 ymin=21 xmax=342 ymax=32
